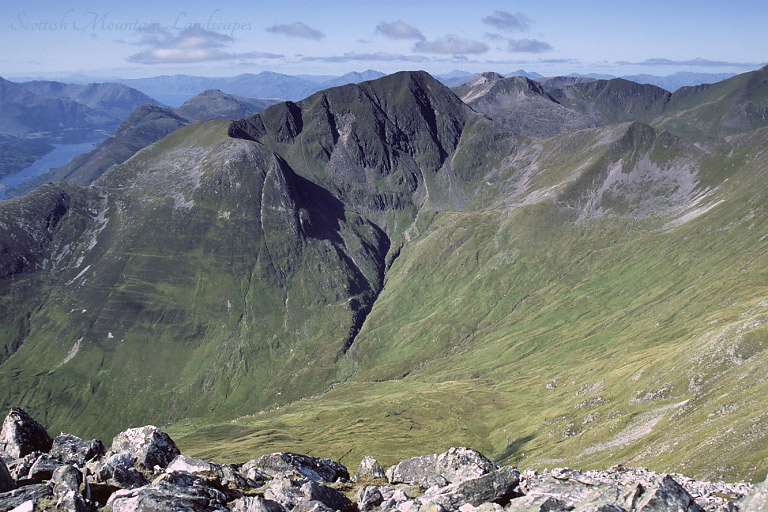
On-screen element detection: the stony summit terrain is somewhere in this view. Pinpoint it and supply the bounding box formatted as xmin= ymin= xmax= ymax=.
xmin=0 ymin=408 xmax=766 ymax=512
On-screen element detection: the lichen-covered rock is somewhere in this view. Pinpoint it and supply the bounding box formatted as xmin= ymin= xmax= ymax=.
xmin=166 ymin=455 xmax=215 ymax=475
xmin=26 ymin=453 xmax=64 ymax=484
xmin=292 ymin=500 xmax=336 ymax=512
xmin=50 ymin=433 xmax=106 ymax=466
xmin=0 ymin=408 xmax=52 ymax=459
xmin=110 ymin=426 xmax=180 ymax=470
xmin=300 ymin=480 xmax=356 ymax=512
xmin=387 ymin=453 xmax=438 ymax=486
xmin=0 ymin=483 xmax=53 ymax=511
xmin=354 ymin=456 xmax=386 ymax=482
xmin=435 ymin=448 xmax=497 ymax=484
xmin=231 ymin=495 xmax=287 ymax=512
xmin=89 ymin=452 xmax=149 ymax=490
xmin=263 ymin=478 xmax=306 ymax=510
xmin=387 ymin=448 xmax=497 ymax=488
xmin=741 ymin=473 xmax=768 ymax=512
xmin=357 ymin=485 xmax=384 ymax=511
xmin=421 ymin=467 xmax=521 ymax=511
xmin=106 ymin=471 xmax=228 ymax=512
xmin=250 ymin=452 xmax=348 ymax=482
xmin=633 ymin=474 xmax=703 ymax=512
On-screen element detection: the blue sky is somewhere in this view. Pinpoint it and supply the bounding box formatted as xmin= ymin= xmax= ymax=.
xmin=2 ymin=0 xmax=766 ymax=79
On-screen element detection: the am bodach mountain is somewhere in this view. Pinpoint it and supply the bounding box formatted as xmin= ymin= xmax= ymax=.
xmin=2 ymin=66 xmax=768 ymax=483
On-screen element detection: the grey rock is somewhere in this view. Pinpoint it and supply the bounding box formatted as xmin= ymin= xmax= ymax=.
xmin=421 ymin=474 xmax=450 ymax=490
xmin=106 ymin=471 xmax=229 ymax=512
xmin=89 ymin=451 xmax=149 ymax=489
xmin=634 ymin=474 xmax=703 ymax=512
xmin=300 ymin=480 xmax=355 ymax=512
xmin=435 ymin=448 xmax=497 ymax=484
xmin=354 ymin=456 xmax=386 ymax=482
xmin=292 ymin=500 xmax=336 ymax=512
xmin=6 ymin=452 xmax=38 ymax=482
xmin=27 ymin=453 xmax=63 ymax=483
xmin=166 ymin=454 xmax=215 ymax=475
xmin=221 ymin=463 xmax=261 ymax=491
xmin=52 ymin=464 xmax=82 ymax=496
xmin=505 ymin=494 xmax=571 ymax=512
xmin=0 ymin=483 xmax=53 ymax=512
xmin=387 ymin=454 xmax=438 ymax=486
xmin=264 ymin=478 xmax=307 ymax=510
xmin=357 ymin=485 xmax=384 ymax=511
xmin=110 ymin=425 xmax=181 ymax=470
xmin=387 ymin=448 xmax=496 ymax=487
xmin=50 ymin=433 xmax=106 ymax=466
xmin=0 ymin=459 xmax=11 ymax=493
xmin=740 ymin=473 xmax=768 ymax=511
xmin=421 ymin=467 xmax=521 ymax=511
xmin=0 ymin=408 xmax=52 ymax=459
xmin=232 ymin=495 xmax=288 ymax=512
xmin=252 ymin=452 xmax=349 ymax=482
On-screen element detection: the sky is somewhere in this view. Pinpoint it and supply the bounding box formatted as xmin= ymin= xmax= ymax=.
xmin=1 ymin=0 xmax=766 ymax=80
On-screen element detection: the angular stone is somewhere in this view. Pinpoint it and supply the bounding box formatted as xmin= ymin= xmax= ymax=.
xmin=357 ymin=485 xmax=384 ymax=511
xmin=166 ymin=455 xmax=215 ymax=475
xmin=435 ymin=448 xmax=497 ymax=484
xmin=422 ymin=467 xmax=521 ymax=511
xmin=27 ymin=453 xmax=63 ymax=483
xmin=89 ymin=452 xmax=149 ymax=489
xmin=52 ymin=464 xmax=82 ymax=496
xmin=504 ymin=494 xmax=571 ymax=512
xmin=634 ymin=474 xmax=703 ymax=512
xmin=110 ymin=426 xmax=180 ymax=470
xmin=0 ymin=483 xmax=53 ymax=512
xmin=251 ymin=453 xmax=349 ymax=482
xmin=0 ymin=408 xmax=52 ymax=459
xmin=221 ymin=463 xmax=262 ymax=491
xmin=50 ymin=433 xmax=106 ymax=466
xmin=0 ymin=458 xmax=12 ymax=493
xmin=354 ymin=456 xmax=386 ymax=482
xmin=231 ymin=495 xmax=287 ymax=512
xmin=292 ymin=500 xmax=336 ymax=512
xmin=387 ymin=454 xmax=439 ymax=486
xmin=300 ymin=480 xmax=355 ymax=512
xmin=264 ymin=478 xmax=307 ymax=510
xmin=106 ymin=471 xmax=229 ymax=512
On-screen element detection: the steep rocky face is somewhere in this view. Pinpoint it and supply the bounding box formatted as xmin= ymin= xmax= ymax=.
xmin=229 ymin=71 xmax=483 ymax=235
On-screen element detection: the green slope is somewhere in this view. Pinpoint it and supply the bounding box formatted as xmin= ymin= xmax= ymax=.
xmin=1 ymin=69 xmax=768 ymax=485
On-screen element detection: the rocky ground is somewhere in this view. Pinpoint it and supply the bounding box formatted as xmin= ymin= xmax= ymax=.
xmin=0 ymin=408 xmax=765 ymax=512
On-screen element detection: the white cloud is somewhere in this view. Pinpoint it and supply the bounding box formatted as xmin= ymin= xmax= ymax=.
xmin=266 ymin=22 xmax=325 ymax=40
xmin=303 ymin=52 xmax=430 ymax=63
xmin=127 ymin=27 xmax=283 ymax=64
xmin=413 ymin=35 xmax=489 ymax=55
xmin=507 ymin=39 xmax=553 ymax=53
xmin=376 ymin=20 xmax=425 ymax=40
xmin=483 ymin=11 xmax=530 ymax=32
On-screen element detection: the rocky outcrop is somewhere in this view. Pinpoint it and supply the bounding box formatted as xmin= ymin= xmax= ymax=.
xmin=0 ymin=407 xmax=763 ymax=512
xmin=0 ymin=407 xmax=52 ymax=458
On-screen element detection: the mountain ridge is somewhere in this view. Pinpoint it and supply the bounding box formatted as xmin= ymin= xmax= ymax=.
xmin=1 ymin=66 xmax=768 ymax=483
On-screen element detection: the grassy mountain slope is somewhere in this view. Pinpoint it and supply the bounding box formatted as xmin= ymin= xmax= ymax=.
xmin=2 ymin=69 xmax=768 ymax=484
xmin=172 ymin=122 xmax=768 ymax=482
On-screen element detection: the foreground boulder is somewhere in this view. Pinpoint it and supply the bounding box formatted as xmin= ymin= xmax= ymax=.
xmin=51 ymin=433 xmax=106 ymax=466
xmin=0 ymin=408 xmax=52 ymax=459
xmin=249 ymin=452 xmax=349 ymax=482
xmin=387 ymin=447 xmax=497 ymax=487
xmin=422 ymin=466 xmax=522 ymax=511
xmin=110 ymin=425 xmax=181 ymax=470
xmin=107 ymin=471 xmax=229 ymax=511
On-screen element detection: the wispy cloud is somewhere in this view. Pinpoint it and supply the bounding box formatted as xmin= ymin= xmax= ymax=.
xmin=482 ymin=11 xmax=530 ymax=32
xmin=507 ymin=39 xmax=553 ymax=53
xmin=303 ymin=52 xmax=429 ymax=63
xmin=127 ymin=27 xmax=282 ymax=64
xmin=376 ymin=20 xmax=425 ymax=40
xmin=414 ymin=35 xmax=489 ymax=55
xmin=619 ymin=57 xmax=759 ymax=68
xmin=266 ymin=22 xmax=325 ymax=40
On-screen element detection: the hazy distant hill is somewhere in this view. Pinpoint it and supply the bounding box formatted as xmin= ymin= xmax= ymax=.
xmin=6 ymin=90 xmax=277 ymax=195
